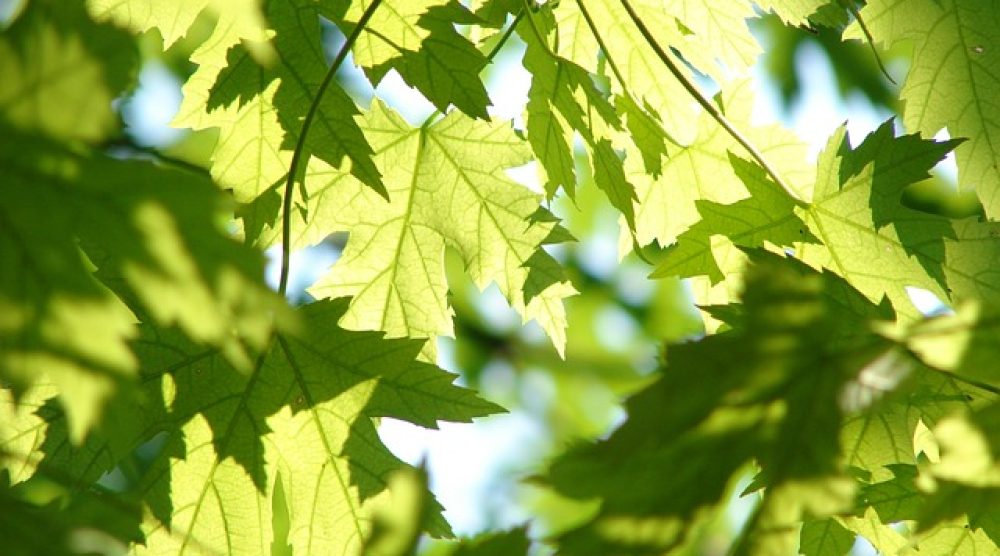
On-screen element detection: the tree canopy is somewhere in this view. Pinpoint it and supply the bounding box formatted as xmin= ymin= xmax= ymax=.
xmin=2 ymin=0 xmax=1000 ymax=554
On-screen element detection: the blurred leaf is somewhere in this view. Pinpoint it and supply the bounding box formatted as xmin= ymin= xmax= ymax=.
xmin=450 ymin=527 xmax=530 ymax=556
xmin=87 ymin=0 xmax=270 ymax=58
xmin=0 ymin=474 xmax=142 ymax=556
xmin=545 ymin=251 xmax=893 ymax=554
xmin=363 ymin=466 xmax=432 ymax=556
xmin=0 ymin=0 xmax=138 ymax=142
xmin=0 ymin=127 xmax=283 ymax=439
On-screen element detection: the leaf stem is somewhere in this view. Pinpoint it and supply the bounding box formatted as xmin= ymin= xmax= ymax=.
xmin=484 ymin=10 xmax=525 ymax=64
xmin=574 ymin=0 xmax=629 ymax=108
xmin=843 ymin=0 xmax=896 ymax=85
xmin=617 ymin=0 xmax=807 ymax=208
xmin=927 ymin=364 xmax=1000 ymax=397
xmin=420 ymin=9 xmax=527 ymax=129
xmin=521 ymin=0 xmax=553 ymax=57
xmin=278 ymin=0 xmax=384 ymax=296
xmin=101 ymin=137 xmax=209 ymax=176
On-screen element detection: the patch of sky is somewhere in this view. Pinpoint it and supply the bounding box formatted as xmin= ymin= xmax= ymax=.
xmin=0 ymin=0 xmax=23 ymax=26
xmin=122 ymin=62 xmax=185 ymax=147
xmin=264 ymin=242 xmax=341 ymax=300
xmin=931 ymin=129 xmax=959 ymax=183
xmin=615 ymin=261 xmax=656 ymax=306
xmin=476 ymin=283 xmax=522 ymax=334
xmin=593 ymin=305 xmax=639 ymax=353
xmin=378 ymin=402 xmax=549 ymax=533
xmin=574 ymin=202 xmax=623 ymax=280
xmin=752 ymin=41 xmax=891 ymax=158
xmin=905 ymin=286 xmax=951 ymax=316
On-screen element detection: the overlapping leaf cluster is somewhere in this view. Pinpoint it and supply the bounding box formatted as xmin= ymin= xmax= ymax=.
xmin=0 ymin=0 xmax=509 ymax=553
xmin=3 ymin=0 xmax=1000 ymax=554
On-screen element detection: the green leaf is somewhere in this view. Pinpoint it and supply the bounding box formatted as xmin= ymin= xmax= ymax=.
xmin=521 ymin=26 xmax=589 ymax=199
xmin=911 ymin=523 xmax=998 ymax=556
xmin=846 ymin=0 xmax=1000 ymax=218
xmin=799 ymin=518 xmax=855 ymax=556
xmin=337 ymin=0 xmax=492 ymax=119
xmin=628 ymin=79 xmax=813 ymax=255
xmin=616 ymin=95 xmax=670 ymax=178
xmin=341 ymin=0 xmax=450 ymax=70
xmin=472 ymin=0 xmax=520 ymax=28
xmin=0 ymin=474 xmax=142 ymax=556
xmin=657 ymin=0 xmax=762 ymax=79
xmin=559 ymin=0 xmax=761 ymax=92
xmin=292 ymin=101 xmax=575 ymax=358
xmin=838 ymin=508 xmax=910 ymax=553
xmin=362 ymin=466 xmax=433 ymax=556
xmin=838 ymin=348 xmax=985 ymax=484
xmin=898 ymin=300 xmax=1000 ymax=389
xmin=136 ymin=300 xmax=499 ymax=554
xmin=795 ymin=121 xmax=1000 ymax=319
xmin=860 ymin=464 xmax=923 ymax=522
xmin=546 ymin=251 xmax=891 ymax=554
xmin=756 ymin=0 xmax=837 ymax=25
xmin=202 ymin=0 xmax=385 ymax=201
xmin=549 ymin=0 xmax=698 ymax=144
xmin=520 ymin=6 xmax=638 ymax=216
xmin=86 ymin=0 xmax=270 ymax=57
xmin=10 ymin=300 xmax=501 ymax=555
xmin=0 ymin=128 xmax=283 ymax=439
xmin=0 ymin=0 xmax=138 ymax=142
xmin=651 ymin=153 xmax=816 ymax=284
xmin=388 ymin=1 xmax=492 ymax=119
xmin=450 ymin=527 xmax=530 ymax=556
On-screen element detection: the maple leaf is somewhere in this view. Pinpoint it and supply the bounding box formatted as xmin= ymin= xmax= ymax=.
xmin=756 ymin=1 xmax=840 ymax=24
xmin=838 ymin=362 xmax=981 ymax=486
xmin=340 ymin=0 xmax=449 ymax=69
xmin=179 ymin=0 xmax=384 ymax=202
xmin=2 ymin=300 xmax=501 ymax=555
xmin=795 ymin=121 xmax=1000 ymax=319
xmin=519 ymin=6 xmax=637 ymax=227
xmin=269 ymin=101 xmax=577 ymax=359
xmin=545 ymin=251 xmax=893 ymax=554
xmin=332 ymin=0 xmax=493 ymax=119
xmin=799 ymin=518 xmax=855 ymax=556
xmin=8 ymin=0 xmax=1000 ymax=553
xmin=854 ymin=405 xmax=1000 ymax=549
xmin=627 ymin=79 xmax=813 ymax=254
xmin=86 ymin=0 xmax=270 ymax=58
xmin=0 ymin=127 xmax=284 ymax=440
xmin=0 ymin=0 xmax=138 ymax=142
xmin=846 ymin=0 xmax=1000 ymax=218
xmin=549 ymin=0 xmax=701 ymax=145
xmin=451 ymin=527 xmax=531 ymax=556
xmin=651 ymin=153 xmax=817 ymax=284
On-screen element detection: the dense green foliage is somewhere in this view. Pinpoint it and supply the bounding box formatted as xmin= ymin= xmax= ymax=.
xmin=2 ymin=0 xmax=1000 ymax=554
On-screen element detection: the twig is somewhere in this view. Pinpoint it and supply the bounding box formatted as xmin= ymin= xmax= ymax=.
xmin=278 ymin=0 xmax=384 ymax=295
xmin=618 ymin=0 xmax=807 ymax=207
xmin=844 ymin=0 xmax=897 ymax=85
